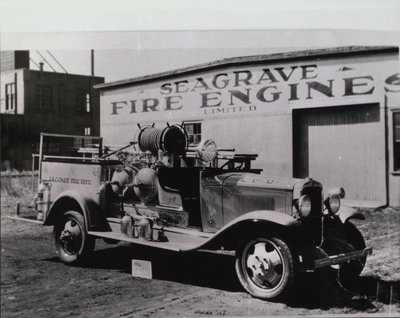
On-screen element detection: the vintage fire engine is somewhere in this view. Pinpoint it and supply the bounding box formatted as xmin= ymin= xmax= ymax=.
xmin=33 ymin=124 xmax=371 ymax=300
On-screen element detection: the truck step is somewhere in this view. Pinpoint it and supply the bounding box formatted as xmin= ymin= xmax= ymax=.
xmin=89 ymin=226 xmax=209 ymax=252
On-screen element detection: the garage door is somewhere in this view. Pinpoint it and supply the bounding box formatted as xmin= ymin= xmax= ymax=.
xmin=293 ymin=104 xmax=386 ymax=204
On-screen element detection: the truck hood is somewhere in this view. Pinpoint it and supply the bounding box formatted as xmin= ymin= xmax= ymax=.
xmin=217 ymin=172 xmax=306 ymax=191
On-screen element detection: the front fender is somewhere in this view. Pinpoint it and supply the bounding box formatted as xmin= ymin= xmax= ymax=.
xmin=225 ymin=210 xmax=300 ymax=228
xmin=183 ymin=210 xmax=300 ymax=252
xmin=338 ymin=204 xmax=365 ymax=223
xmin=44 ymin=190 xmax=100 ymax=230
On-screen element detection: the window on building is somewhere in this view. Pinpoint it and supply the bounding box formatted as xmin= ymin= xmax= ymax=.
xmin=84 ymin=127 xmax=91 ymax=136
xmin=5 ymin=83 xmax=16 ymax=111
xmin=73 ymin=138 xmax=82 ymax=149
xmin=85 ymin=93 xmax=91 ymax=112
xmin=75 ymin=89 xmax=89 ymax=113
xmin=48 ymin=142 xmax=60 ymax=154
xmin=183 ymin=122 xmax=202 ymax=145
xmin=394 ymin=112 xmax=400 ymax=171
xmin=35 ymin=85 xmax=53 ymax=111
xmin=58 ymin=84 xmax=65 ymax=110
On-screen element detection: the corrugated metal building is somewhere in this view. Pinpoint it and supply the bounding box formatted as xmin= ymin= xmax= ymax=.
xmin=95 ymin=46 xmax=400 ymax=207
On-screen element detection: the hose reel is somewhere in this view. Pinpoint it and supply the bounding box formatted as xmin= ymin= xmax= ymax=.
xmin=138 ymin=124 xmax=187 ymax=156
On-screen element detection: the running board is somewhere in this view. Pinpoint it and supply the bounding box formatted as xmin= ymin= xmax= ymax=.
xmin=88 ymin=228 xmax=209 ymax=252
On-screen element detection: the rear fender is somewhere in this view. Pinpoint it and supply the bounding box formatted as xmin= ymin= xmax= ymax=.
xmin=338 ymin=205 xmax=365 ymax=223
xmin=44 ymin=190 xmax=101 ymax=230
xmin=193 ymin=210 xmax=300 ymax=251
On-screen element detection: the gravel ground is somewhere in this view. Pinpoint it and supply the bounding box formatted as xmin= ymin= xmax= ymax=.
xmin=1 ymin=193 xmax=399 ymax=317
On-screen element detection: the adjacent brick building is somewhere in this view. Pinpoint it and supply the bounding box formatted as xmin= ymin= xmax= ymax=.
xmin=1 ymin=51 xmax=104 ymax=170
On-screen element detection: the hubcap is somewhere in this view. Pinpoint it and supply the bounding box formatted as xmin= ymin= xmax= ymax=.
xmin=59 ymin=220 xmax=82 ymax=255
xmin=243 ymin=240 xmax=284 ymax=290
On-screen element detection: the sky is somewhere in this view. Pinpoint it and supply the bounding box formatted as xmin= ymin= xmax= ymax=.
xmin=1 ymin=1 xmax=400 ymax=83
xmin=28 ymin=46 xmax=306 ymax=82
xmin=24 ymin=30 xmax=400 ymax=84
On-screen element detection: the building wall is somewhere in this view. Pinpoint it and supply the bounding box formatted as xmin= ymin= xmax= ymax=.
xmin=1 ymin=51 xmax=16 ymax=71
xmin=0 ymin=51 xmax=29 ymax=72
xmin=98 ymin=48 xmax=400 ymax=206
xmin=100 ymin=53 xmax=395 ymax=143
xmin=22 ymin=70 xmax=103 ymax=136
xmin=0 ymin=69 xmax=25 ymax=114
xmin=0 ymin=114 xmax=25 ymax=170
xmin=1 ymin=69 xmax=104 ymax=170
xmin=387 ymin=85 xmax=400 ymax=206
xmin=293 ymin=103 xmax=385 ymax=202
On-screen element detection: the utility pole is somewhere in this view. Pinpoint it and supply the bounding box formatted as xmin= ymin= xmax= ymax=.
xmin=89 ymin=49 xmax=94 ymax=137
xmin=91 ymin=49 xmax=94 ymax=76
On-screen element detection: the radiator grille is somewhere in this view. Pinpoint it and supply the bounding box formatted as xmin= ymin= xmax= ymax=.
xmin=233 ymin=195 xmax=275 ymax=213
xmin=301 ymin=184 xmax=323 ymax=217
xmin=301 ymin=181 xmax=323 ymax=244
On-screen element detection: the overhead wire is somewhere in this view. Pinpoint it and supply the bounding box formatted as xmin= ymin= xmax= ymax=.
xmin=46 ymin=50 xmax=68 ymax=74
xmin=35 ymin=50 xmax=57 ymax=72
xmin=29 ymin=57 xmax=40 ymax=69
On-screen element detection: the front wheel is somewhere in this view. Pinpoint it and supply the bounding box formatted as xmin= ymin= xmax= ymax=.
xmin=337 ymin=222 xmax=367 ymax=289
xmin=235 ymin=237 xmax=295 ymax=301
xmin=54 ymin=211 xmax=95 ymax=264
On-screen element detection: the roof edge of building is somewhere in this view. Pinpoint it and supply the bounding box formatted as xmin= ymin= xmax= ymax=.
xmin=23 ymin=68 xmax=105 ymax=80
xmin=94 ymin=46 xmax=399 ymax=91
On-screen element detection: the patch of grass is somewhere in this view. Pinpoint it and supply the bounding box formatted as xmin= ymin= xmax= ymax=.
xmin=1 ymin=171 xmax=38 ymax=215
xmin=353 ymin=207 xmax=400 ymax=281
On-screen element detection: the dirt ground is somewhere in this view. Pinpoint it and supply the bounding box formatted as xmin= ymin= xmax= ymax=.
xmin=1 ymin=194 xmax=400 ymax=317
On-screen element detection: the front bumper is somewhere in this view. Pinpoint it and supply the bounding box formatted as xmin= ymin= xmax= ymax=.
xmin=313 ymin=247 xmax=372 ymax=269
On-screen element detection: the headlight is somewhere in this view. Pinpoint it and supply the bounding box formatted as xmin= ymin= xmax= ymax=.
xmin=298 ymin=195 xmax=312 ymax=217
xmin=325 ymin=193 xmax=340 ymax=214
xmin=196 ymin=139 xmax=218 ymax=164
xmin=329 ymin=187 xmax=346 ymax=199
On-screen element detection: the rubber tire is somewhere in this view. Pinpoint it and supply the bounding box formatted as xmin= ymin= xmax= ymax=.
xmin=344 ymin=221 xmax=367 ymax=274
xmin=235 ymin=237 xmax=295 ymax=301
xmin=337 ymin=222 xmax=367 ymax=286
xmin=54 ymin=211 xmax=95 ymax=264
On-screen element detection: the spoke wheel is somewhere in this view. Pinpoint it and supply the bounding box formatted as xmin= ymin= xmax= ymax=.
xmin=54 ymin=211 xmax=95 ymax=264
xmin=235 ymin=237 xmax=295 ymax=300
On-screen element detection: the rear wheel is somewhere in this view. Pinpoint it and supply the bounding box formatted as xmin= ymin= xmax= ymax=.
xmin=235 ymin=237 xmax=295 ymax=300
xmin=54 ymin=211 xmax=95 ymax=264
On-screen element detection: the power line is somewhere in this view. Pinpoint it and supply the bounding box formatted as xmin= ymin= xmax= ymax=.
xmin=35 ymin=50 xmax=57 ymax=72
xmin=46 ymin=50 xmax=68 ymax=74
xmin=29 ymin=57 xmax=40 ymax=69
